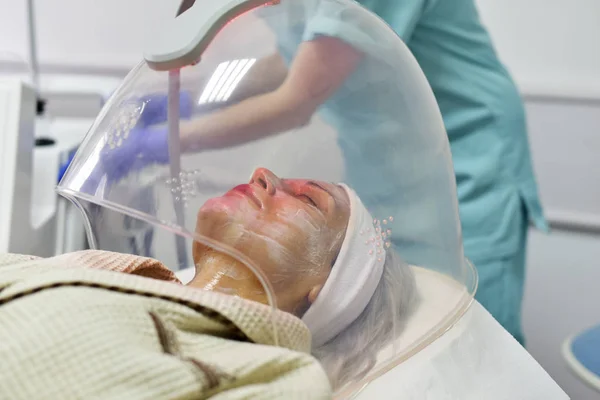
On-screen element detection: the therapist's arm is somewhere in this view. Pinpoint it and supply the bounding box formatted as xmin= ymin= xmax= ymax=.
xmin=180 ymin=36 xmax=362 ymax=151
xmin=224 ymin=53 xmax=289 ymax=104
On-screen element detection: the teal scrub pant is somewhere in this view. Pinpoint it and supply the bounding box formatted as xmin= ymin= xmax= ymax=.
xmin=471 ymin=207 xmax=529 ymax=346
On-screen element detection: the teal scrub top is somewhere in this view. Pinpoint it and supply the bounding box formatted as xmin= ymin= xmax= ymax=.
xmin=364 ymin=0 xmax=549 ymax=261
xmin=262 ymin=0 xmax=547 ymax=263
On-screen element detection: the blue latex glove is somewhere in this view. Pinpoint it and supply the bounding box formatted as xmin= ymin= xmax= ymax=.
xmin=101 ymin=124 xmax=170 ymax=180
xmin=81 ymin=125 xmax=169 ymax=194
xmin=81 ymin=91 xmax=193 ymax=192
xmin=137 ymin=91 xmax=194 ymax=127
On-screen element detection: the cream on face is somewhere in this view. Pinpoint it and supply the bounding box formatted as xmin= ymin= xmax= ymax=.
xmin=192 ymin=168 xmax=350 ymax=312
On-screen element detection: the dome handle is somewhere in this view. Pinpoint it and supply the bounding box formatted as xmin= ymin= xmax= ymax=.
xmin=144 ymin=0 xmax=279 ymax=71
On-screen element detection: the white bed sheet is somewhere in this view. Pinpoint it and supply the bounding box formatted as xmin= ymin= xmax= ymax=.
xmin=175 ymin=267 xmax=568 ymax=399
xmin=355 ymin=301 xmax=569 ymax=399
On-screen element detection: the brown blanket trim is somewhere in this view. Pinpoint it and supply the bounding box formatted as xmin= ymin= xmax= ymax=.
xmin=149 ymin=311 xmax=236 ymax=390
xmin=0 ymin=281 xmax=250 ymax=343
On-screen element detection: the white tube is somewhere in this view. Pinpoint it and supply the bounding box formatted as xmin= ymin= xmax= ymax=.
xmin=168 ymin=69 xmax=189 ymax=270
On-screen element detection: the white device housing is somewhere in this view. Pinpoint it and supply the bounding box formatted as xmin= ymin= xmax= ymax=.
xmin=0 ymin=79 xmax=57 ymax=256
xmin=144 ymin=0 xmax=275 ymax=71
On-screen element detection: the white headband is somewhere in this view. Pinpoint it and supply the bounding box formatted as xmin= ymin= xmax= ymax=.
xmin=302 ymin=184 xmax=388 ymax=348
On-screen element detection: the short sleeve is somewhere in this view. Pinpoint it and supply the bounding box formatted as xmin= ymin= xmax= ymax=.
xmin=301 ymin=0 xmax=396 ymax=60
xmin=259 ymin=0 xmax=427 ymax=63
xmin=302 ymin=1 xmax=370 ymax=42
xmin=372 ymin=0 xmax=428 ymax=41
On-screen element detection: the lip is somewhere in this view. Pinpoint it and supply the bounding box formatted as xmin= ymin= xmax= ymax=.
xmin=230 ymin=184 xmax=262 ymax=209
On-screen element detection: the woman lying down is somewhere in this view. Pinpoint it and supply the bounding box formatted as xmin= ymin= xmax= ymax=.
xmin=0 ymin=168 xmax=417 ymax=399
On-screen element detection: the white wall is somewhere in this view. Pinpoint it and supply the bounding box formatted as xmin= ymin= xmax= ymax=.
xmin=2 ymin=1 xmax=600 ymax=398
xmin=524 ymin=229 xmax=600 ymax=400
xmin=0 ymin=0 xmax=177 ymax=73
xmin=2 ymin=0 xmax=599 ymax=93
xmin=476 ymin=0 xmax=600 ymax=100
xmin=525 ymin=100 xmax=600 ymax=230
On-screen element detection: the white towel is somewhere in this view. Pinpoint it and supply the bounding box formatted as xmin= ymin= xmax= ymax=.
xmin=302 ymin=184 xmax=387 ymax=347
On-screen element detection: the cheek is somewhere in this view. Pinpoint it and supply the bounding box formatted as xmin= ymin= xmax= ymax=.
xmin=195 ymin=202 xmax=343 ymax=286
xmin=245 ymin=231 xmax=296 ymax=280
xmin=276 ymin=209 xmax=343 ymax=258
xmin=259 ymin=210 xmax=320 ymax=254
xmin=277 ymin=209 xmax=322 ymax=232
xmin=257 ymin=210 xmax=335 ymax=269
xmin=196 ymin=199 xmax=256 ymax=238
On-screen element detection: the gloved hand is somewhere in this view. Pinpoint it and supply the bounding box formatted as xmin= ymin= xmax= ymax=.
xmin=137 ymin=91 xmax=194 ymax=127
xmin=81 ymin=91 xmax=194 ymax=193
xmin=100 ymin=124 xmax=170 ymax=182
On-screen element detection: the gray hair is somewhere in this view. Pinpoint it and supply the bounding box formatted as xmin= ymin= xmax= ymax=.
xmin=312 ymin=249 xmax=419 ymax=390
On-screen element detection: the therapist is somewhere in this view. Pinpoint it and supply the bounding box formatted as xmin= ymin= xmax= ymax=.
xmin=108 ymin=0 xmax=547 ymax=345
xmin=362 ymin=0 xmax=549 ymax=345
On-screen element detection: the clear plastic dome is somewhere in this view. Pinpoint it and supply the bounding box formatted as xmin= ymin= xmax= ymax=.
xmin=57 ymin=0 xmax=477 ymax=396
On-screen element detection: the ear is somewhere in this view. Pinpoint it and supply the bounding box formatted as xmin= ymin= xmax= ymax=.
xmin=308 ymin=284 xmax=324 ymax=304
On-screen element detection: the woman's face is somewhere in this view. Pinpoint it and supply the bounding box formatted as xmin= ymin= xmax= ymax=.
xmin=194 ymin=168 xmax=350 ymax=312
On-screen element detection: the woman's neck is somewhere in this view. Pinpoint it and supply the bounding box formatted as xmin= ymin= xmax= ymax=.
xmin=188 ymin=249 xmax=269 ymax=305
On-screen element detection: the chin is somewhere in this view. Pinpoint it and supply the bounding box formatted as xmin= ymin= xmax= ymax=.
xmin=196 ymin=198 xmax=249 ymax=238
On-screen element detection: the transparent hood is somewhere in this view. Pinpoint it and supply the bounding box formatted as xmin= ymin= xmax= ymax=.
xmin=57 ymin=0 xmax=477 ymax=396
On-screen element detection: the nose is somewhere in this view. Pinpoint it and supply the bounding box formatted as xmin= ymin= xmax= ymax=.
xmin=250 ymin=168 xmax=281 ymax=195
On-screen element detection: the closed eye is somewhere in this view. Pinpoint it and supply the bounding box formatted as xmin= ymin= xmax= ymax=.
xmin=298 ymin=194 xmax=318 ymax=208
